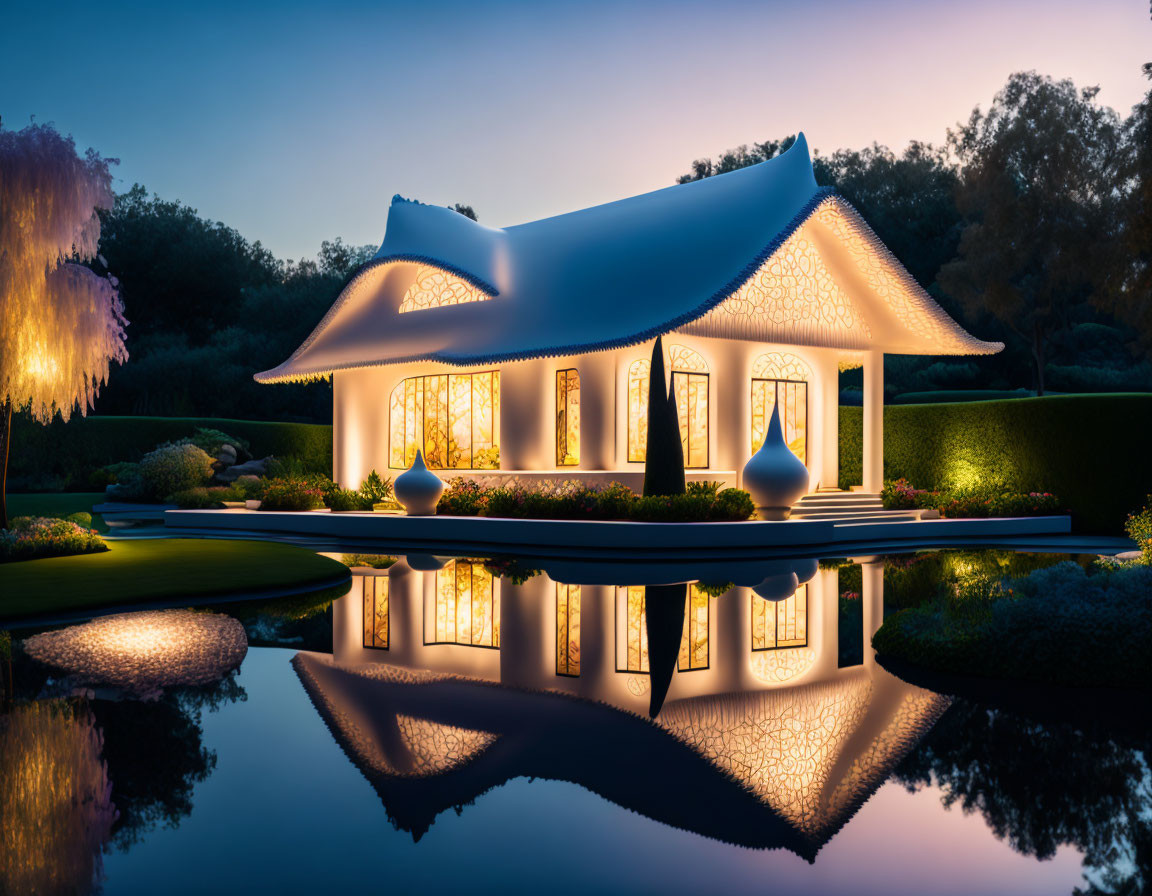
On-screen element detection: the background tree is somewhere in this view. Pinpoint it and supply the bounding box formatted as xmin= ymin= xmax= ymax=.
xmin=450 ymin=203 xmax=478 ymax=221
xmin=939 ymin=72 xmax=1122 ymax=395
xmin=0 ymin=122 xmax=127 ymax=526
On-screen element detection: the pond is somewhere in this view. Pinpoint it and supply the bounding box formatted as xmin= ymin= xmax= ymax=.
xmin=0 ymin=549 xmax=1145 ymax=895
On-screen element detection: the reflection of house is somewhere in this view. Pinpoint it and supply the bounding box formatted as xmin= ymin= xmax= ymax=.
xmin=257 ymin=137 xmax=1000 ymax=494
xmin=293 ymin=557 xmax=949 ymax=857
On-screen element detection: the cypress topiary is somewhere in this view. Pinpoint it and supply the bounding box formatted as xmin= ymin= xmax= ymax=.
xmin=642 ymin=335 xmax=686 ymax=497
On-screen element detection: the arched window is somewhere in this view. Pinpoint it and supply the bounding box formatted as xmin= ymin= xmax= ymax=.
xmin=398 ymin=265 xmax=491 ymax=313
xmin=751 ymin=585 xmax=808 ymax=650
xmin=555 ymin=369 xmax=580 ymax=466
xmin=751 ymin=352 xmax=809 ymax=463
xmin=669 ymin=345 xmax=709 ymax=469
xmin=627 ymin=359 xmax=650 ymax=463
xmin=389 ymin=372 xmax=500 ymax=470
xmin=627 ymin=346 xmax=710 ymax=468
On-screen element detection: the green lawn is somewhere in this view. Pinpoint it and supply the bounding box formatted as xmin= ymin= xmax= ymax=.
xmin=0 ymin=538 xmax=350 ymax=622
xmin=7 ymin=492 xmax=109 ymax=532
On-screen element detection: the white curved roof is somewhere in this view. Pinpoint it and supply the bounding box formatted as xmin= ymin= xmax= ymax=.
xmin=257 ymin=135 xmax=1000 ymax=384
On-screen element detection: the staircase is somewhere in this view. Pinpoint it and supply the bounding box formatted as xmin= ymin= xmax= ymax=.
xmin=789 ymin=490 xmax=922 ymax=523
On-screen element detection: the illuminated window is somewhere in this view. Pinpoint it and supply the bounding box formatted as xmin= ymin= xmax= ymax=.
xmin=751 ymin=585 xmax=808 ymax=651
xmin=627 ymin=346 xmax=709 ymax=467
xmin=616 ymin=585 xmax=710 ymax=674
xmin=398 ymin=265 xmax=491 ymax=313
xmin=751 ymin=353 xmax=809 ymax=462
xmin=556 ymin=584 xmax=581 ymax=676
xmin=669 ymin=345 xmax=709 ymax=469
xmin=361 ymin=575 xmax=389 ymax=650
xmin=679 ymin=584 xmax=709 ymax=671
xmin=555 ymin=369 xmax=580 ymax=466
xmin=627 ymin=359 xmax=649 ymax=462
xmin=389 ymin=371 xmax=500 ymax=470
xmin=427 ymin=560 xmax=499 ymax=648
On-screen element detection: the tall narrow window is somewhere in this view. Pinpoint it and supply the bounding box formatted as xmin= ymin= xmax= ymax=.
xmin=678 ymin=584 xmax=709 ymax=671
xmin=555 ymin=369 xmax=580 ymax=466
xmin=389 ymin=371 xmax=500 ymax=470
xmin=627 ymin=359 xmax=650 ymax=463
xmin=751 ymin=585 xmax=808 ymax=651
xmin=362 ymin=575 xmax=389 ymax=650
xmin=751 ymin=353 xmax=810 ymax=463
xmin=428 ymin=560 xmax=500 ymax=648
xmin=669 ymin=345 xmax=709 ymax=469
xmin=556 ymin=584 xmax=581 ymax=676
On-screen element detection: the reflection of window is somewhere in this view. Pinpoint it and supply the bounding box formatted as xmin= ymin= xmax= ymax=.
xmin=389 ymin=372 xmax=500 ymax=470
xmin=362 ymin=575 xmax=389 ymax=650
xmin=627 ymin=359 xmax=649 ymax=463
xmin=616 ymin=585 xmax=710 ymax=674
xmin=751 ymin=585 xmax=808 ymax=651
xmin=556 ymin=584 xmax=581 ymax=676
xmin=398 ymin=265 xmax=491 ymax=313
xmin=751 ymin=352 xmax=810 ymax=462
xmin=428 ymin=560 xmax=499 ymax=648
xmin=617 ymin=586 xmax=649 ymax=672
xmin=556 ymin=369 xmax=580 ymax=466
xmin=678 ymin=584 xmax=709 ymax=671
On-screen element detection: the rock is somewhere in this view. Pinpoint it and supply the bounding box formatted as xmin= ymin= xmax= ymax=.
xmin=217 ymin=457 xmax=268 ymax=482
xmin=215 ymin=446 xmax=237 ymax=465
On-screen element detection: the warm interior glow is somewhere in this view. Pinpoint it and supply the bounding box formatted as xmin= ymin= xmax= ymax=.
xmin=627 ymin=359 xmax=649 ymax=463
xmin=678 ymin=584 xmax=709 ymax=671
xmin=397 ymin=265 xmax=491 ymax=313
xmin=751 ymin=586 xmax=808 ymax=651
xmin=555 ymin=368 xmax=580 ymax=466
xmin=555 ymin=583 xmax=581 ymax=676
xmin=431 ymin=560 xmax=499 ymax=647
xmin=362 ymin=574 xmax=389 ymax=649
xmin=389 ymin=371 xmax=500 ymax=470
xmin=751 ymin=353 xmax=809 ymax=461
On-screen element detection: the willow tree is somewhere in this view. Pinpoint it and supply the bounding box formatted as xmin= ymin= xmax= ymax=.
xmin=0 ymin=122 xmax=128 ymax=528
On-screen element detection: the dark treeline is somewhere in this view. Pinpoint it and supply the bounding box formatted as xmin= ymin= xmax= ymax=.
xmin=91 ymin=70 xmax=1151 ymax=423
xmin=681 ymin=70 xmax=1152 ymax=398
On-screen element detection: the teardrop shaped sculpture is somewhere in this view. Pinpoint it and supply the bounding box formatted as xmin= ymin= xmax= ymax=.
xmin=753 ymin=571 xmax=800 ymax=602
xmin=742 ymin=403 xmax=810 ymax=520
xmin=394 ymin=451 xmax=444 ymax=516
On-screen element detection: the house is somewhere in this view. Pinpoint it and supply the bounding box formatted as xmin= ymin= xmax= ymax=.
xmin=256 ymin=135 xmax=1000 ymax=494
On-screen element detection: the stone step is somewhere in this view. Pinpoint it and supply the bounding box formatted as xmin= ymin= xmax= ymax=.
xmin=794 ymin=497 xmax=883 ymax=507
xmin=790 ymin=510 xmax=921 ymax=522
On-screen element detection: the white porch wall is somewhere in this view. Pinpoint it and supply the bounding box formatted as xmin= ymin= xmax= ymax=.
xmin=332 ymin=336 xmax=838 ymax=493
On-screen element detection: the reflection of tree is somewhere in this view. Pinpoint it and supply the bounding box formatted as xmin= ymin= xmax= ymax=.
xmin=0 ymin=700 xmax=116 ymax=895
xmin=894 ymin=699 xmax=1151 ymax=894
xmin=90 ymin=672 xmax=246 ymax=849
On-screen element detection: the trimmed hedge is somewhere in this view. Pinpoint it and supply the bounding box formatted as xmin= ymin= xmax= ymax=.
xmin=8 ymin=415 xmax=332 ymax=490
xmin=840 ymin=394 xmax=1152 ymax=533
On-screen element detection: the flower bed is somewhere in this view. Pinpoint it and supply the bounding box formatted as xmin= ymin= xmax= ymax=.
xmin=881 ymin=478 xmax=1061 ymax=518
xmin=0 ymin=516 xmax=107 ymax=564
xmin=436 ymin=479 xmax=755 ymax=522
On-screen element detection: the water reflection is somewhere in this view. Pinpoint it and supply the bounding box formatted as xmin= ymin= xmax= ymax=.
xmin=297 ymin=554 xmax=949 ymax=858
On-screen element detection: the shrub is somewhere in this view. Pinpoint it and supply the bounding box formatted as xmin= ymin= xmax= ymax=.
xmin=189 ymin=427 xmax=250 ymax=459
xmin=643 ymin=336 xmax=686 ymax=497
xmin=1 ymin=517 xmax=107 ymax=563
xmin=359 ymin=470 xmax=393 ymax=504
xmin=324 ymin=486 xmax=371 ymax=512
xmin=713 ymin=488 xmax=756 ymax=521
xmin=1125 ymin=496 xmax=1152 ymax=564
xmin=138 ymin=443 xmax=215 ymax=501
xmin=259 ymin=478 xmax=324 ymax=511
xmin=63 ymin=512 xmax=93 ymax=528
xmin=840 ymin=395 xmax=1152 ymax=533
xmin=437 ymin=479 xmax=490 ymax=516
xmin=169 ymin=487 xmax=236 ymax=509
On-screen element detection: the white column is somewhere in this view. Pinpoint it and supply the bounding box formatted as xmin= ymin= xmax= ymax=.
xmin=862 ymin=349 xmax=884 ymax=493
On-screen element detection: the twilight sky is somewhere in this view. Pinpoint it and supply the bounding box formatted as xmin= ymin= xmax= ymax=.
xmin=3 ymin=0 xmax=1149 ymax=260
